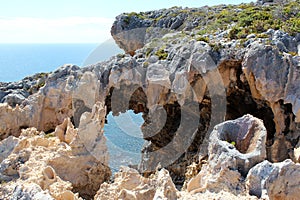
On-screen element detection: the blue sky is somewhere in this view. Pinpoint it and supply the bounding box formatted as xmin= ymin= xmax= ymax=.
xmin=0 ymin=0 xmax=253 ymax=43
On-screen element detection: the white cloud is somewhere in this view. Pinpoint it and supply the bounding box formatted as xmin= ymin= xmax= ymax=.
xmin=0 ymin=17 xmax=114 ymax=43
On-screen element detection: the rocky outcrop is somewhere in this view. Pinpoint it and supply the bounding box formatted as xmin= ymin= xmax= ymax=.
xmin=242 ymin=39 xmax=300 ymax=162
xmin=0 ymin=72 xmax=48 ymax=106
xmin=94 ymin=165 xmax=259 ymax=200
xmin=186 ymin=115 xmax=267 ymax=194
xmin=246 ymin=159 xmax=300 ymax=200
xmin=0 ymin=103 xmax=110 ymax=199
xmin=1 ymin=28 xmax=300 ymax=188
xmin=1 ymin=1 xmax=300 ymax=199
xmin=0 ymin=65 xmax=80 ymax=140
xmin=95 ymin=166 xmax=178 ymax=200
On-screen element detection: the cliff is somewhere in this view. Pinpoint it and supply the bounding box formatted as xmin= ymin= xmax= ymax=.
xmin=1 ymin=0 xmax=300 ymax=199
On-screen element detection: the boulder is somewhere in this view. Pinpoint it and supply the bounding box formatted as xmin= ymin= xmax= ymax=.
xmin=2 ymin=92 xmax=27 ymax=107
xmin=187 ymin=115 xmax=267 ymax=194
xmin=246 ymin=159 xmax=300 ymax=200
xmin=95 ymin=166 xmax=178 ymax=200
xmin=0 ymin=136 xmax=20 ymax=163
xmin=10 ymin=184 xmax=54 ymax=200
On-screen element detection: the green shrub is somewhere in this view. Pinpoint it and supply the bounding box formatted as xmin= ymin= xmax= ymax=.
xmin=288 ymin=51 xmax=298 ymax=56
xmin=143 ymin=62 xmax=149 ymax=68
xmin=196 ymin=36 xmax=210 ymax=43
xmin=45 ymin=133 xmax=55 ymax=138
xmin=285 ymin=17 xmax=300 ymax=35
xmin=123 ymin=12 xmax=146 ymax=24
xmin=256 ymin=33 xmax=269 ymax=38
xmin=229 ymin=27 xmax=240 ymax=39
xmin=210 ymin=42 xmax=223 ymax=52
xmin=155 ymin=48 xmax=168 ymax=60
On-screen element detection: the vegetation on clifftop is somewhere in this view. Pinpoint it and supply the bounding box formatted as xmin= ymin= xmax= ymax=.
xmin=122 ymin=0 xmax=300 ymax=38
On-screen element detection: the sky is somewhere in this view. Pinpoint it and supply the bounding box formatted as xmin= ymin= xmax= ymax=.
xmin=0 ymin=0 xmax=253 ymax=44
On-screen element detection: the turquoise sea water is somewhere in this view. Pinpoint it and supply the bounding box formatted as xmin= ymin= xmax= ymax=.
xmin=0 ymin=43 xmax=143 ymax=172
xmin=105 ymin=110 xmax=144 ymax=172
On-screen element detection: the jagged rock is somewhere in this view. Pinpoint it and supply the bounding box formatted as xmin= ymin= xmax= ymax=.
xmin=95 ymin=166 xmax=258 ymax=200
xmin=0 ymin=124 xmax=110 ymax=199
xmin=10 ymin=184 xmax=54 ymax=200
xmin=0 ymin=65 xmax=80 ymax=139
xmin=243 ymin=42 xmax=290 ymax=103
xmin=187 ymin=115 xmax=267 ymax=194
xmin=0 ymin=104 xmax=29 ymax=140
xmin=111 ymin=9 xmax=190 ymax=55
xmin=272 ymin=30 xmax=298 ymax=53
xmin=72 ymin=72 xmax=98 ymax=127
xmin=54 ymin=118 xmax=76 ymax=144
xmin=246 ymin=159 xmax=300 ymax=200
xmin=95 ymin=166 xmax=178 ymax=200
xmin=243 ymin=41 xmax=300 ymax=162
xmin=2 ymin=92 xmax=27 ymax=107
xmin=178 ymin=190 xmax=258 ymax=200
xmin=111 ymin=12 xmax=151 ymax=55
xmin=0 ymin=133 xmax=75 ymax=198
xmin=0 ymin=73 xmax=49 ymax=105
xmin=243 ymin=42 xmax=300 ymax=124
xmin=1 ymin=2 xmax=300 ymax=199
xmin=50 ymin=103 xmax=110 ymax=199
xmin=0 ymin=136 xmax=20 ymax=163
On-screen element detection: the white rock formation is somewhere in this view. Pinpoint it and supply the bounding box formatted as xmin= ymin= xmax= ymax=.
xmin=187 ymin=115 xmax=267 ymax=194
xmin=0 ymin=109 xmax=110 ymax=200
xmin=95 ymin=166 xmax=178 ymax=200
xmin=246 ymin=159 xmax=300 ymax=200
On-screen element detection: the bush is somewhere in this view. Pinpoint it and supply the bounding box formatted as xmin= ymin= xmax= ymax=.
xmin=196 ymin=36 xmax=210 ymax=43
xmin=155 ymin=48 xmax=168 ymax=60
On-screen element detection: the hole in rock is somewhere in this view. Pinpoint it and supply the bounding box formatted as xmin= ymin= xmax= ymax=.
xmin=43 ymin=166 xmax=55 ymax=180
xmin=104 ymin=110 xmax=145 ymax=174
xmin=45 ymin=129 xmax=55 ymax=134
xmin=19 ymin=126 xmax=29 ymax=130
xmin=225 ymin=63 xmax=276 ymax=156
xmin=219 ymin=122 xmax=258 ymax=154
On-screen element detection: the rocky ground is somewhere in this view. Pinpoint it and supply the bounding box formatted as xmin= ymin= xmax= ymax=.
xmin=1 ymin=0 xmax=300 ymax=199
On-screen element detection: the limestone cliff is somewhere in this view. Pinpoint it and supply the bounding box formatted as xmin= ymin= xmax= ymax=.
xmin=1 ymin=0 xmax=300 ymax=199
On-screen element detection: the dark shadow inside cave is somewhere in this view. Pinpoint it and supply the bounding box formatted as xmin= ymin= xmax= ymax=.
xmin=103 ymin=62 xmax=282 ymax=186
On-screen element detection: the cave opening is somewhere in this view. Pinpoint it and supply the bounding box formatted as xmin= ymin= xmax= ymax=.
xmin=104 ymin=85 xmax=148 ymax=173
xmin=102 ymin=62 xmax=281 ymax=185
xmin=104 ymin=110 xmax=145 ymax=173
xmin=225 ymin=62 xmax=277 ymax=161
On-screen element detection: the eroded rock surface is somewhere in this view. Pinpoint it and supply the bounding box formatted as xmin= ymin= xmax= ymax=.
xmin=95 ymin=165 xmax=258 ymax=200
xmin=1 ymin=1 xmax=300 ymax=199
xmin=0 ymin=103 xmax=110 ymax=199
xmin=187 ymin=115 xmax=267 ymax=194
xmin=246 ymin=159 xmax=300 ymax=200
xmin=95 ymin=166 xmax=178 ymax=200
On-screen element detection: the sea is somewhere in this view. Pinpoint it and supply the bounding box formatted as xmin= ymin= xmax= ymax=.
xmin=0 ymin=43 xmax=144 ymax=173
